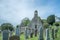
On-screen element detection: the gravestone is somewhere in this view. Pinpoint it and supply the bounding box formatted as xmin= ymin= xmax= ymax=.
xmin=46 ymin=29 xmax=50 ymax=40
xmin=52 ymin=29 xmax=55 ymax=40
xmin=30 ymin=29 xmax=34 ymax=38
xmin=29 ymin=28 xmax=31 ymax=37
xmin=9 ymin=35 xmax=20 ymax=40
xmin=2 ymin=30 xmax=9 ymax=40
xmin=25 ymin=28 xmax=29 ymax=39
xmin=15 ymin=26 xmax=20 ymax=37
xmin=55 ymin=29 xmax=58 ymax=38
xmin=55 ymin=26 xmax=59 ymax=38
xmin=9 ymin=31 xmax=13 ymax=37
xmin=39 ymin=27 xmax=44 ymax=40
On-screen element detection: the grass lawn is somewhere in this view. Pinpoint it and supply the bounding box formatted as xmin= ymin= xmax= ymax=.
xmin=0 ymin=33 xmax=2 ymax=40
xmin=0 ymin=33 xmax=39 ymax=40
xmin=20 ymin=34 xmax=39 ymax=40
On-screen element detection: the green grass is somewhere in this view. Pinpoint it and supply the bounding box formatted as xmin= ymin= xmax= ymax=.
xmin=0 ymin=33 xmax=38 ymax=40
xmin=20 ymin=34 xmax=39 ymax=40
xmin=0 ymin=33 xmax=2 ymax=40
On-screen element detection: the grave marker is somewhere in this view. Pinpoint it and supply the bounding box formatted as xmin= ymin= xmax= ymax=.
xmin=15 ymin=26 xmax=20 ymax=37
xmin=25 ymin=28 xmax=29 ymax=39
xmin=2 ymin=30 xmax=9 ymax=40
xmin=39 ymin=27 xmax=44 ymax=40
xmin=46 ymin=29 xmax=50 ymax=40
xmin=52 ymin=29 xmax=55 ymax=40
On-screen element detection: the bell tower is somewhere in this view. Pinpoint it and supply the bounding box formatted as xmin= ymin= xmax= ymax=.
xmin=34 ymin=10 xmax=38 ymax=17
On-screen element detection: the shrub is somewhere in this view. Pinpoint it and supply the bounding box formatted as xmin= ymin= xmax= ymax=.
xmin=9 ymin=35 xmax=20 ymax=40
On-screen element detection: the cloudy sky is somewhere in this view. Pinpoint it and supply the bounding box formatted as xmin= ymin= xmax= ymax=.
xmin=0 ymin=0 xmax=60 ymax=26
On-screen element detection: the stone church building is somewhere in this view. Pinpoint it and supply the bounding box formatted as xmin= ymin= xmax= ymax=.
xmin=28 ymin=10 xmax=43 ymax=33
xmin=20 ymin=10 xmax=43 ymax=33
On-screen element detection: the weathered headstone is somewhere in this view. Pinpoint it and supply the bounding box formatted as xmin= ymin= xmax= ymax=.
xmin=29 ymin=28 xmax=31 ymax=37
xmin=9 ymin=31 xmax=13 ymax=37
xmin=25 ymin=28 xmax=29 ymax=39
xmin=46 ymin=29 xmax=50 ymax=40
xmin=55 ymin=29 xmax=58 ymax=38
xmin=15 ymin=26 xmax=20 ymax=37
xmin=2 ymin=30 xmax=9 ymax=40
xmin=52 ymin=29 xmax=55 ymax=40
xmin=39 ymin=27 xmax=44 ymax=40
xmin=30 ymin=29 xmax=34 ymax=38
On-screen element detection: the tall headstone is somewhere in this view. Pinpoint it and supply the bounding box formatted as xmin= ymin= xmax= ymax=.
xmin=39 ymin=27 xmax=44 ymax=40
xmin=55 ymin=29 xmax=58 ymax=38
xmin=2 ymin=30 xmax=9 ymax=40
xmin=25 ymin=28 xmax=30 ymax=40
xmin=29 ymin=28 xmax=31 ymax=37
xmin=9 ymin=31 xmax=13 ymax=37
xmin=52 ymin=29 xmax=55 ymax=40
xmin=15 ymin=26 xmax=20 ymax=37
xmin=46 ymin=29 xmax=50 ymax=40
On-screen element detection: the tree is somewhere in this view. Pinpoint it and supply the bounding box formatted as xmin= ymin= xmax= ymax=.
xmin=1 ymin=23 xmax=14 ymax=31
xmin=41 ymin=19 xmax=47 ymax=24
xmin=54 ymin=22 xmax=59 ymax=26
xmin=20 ymin=17 xmax=30 ymax=27
xmin=43 ymin=22 xmax=49 ymax=29
xmin=47 ymin=15 xmax=55 ymax=25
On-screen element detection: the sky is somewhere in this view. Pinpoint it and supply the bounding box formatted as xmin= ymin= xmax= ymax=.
xmin=0 ymin=0 xmax=60 ymax=26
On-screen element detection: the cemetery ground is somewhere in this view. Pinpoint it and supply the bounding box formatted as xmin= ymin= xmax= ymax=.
xmin=0 ymin=26 xmax=60 ymax=40
xmin=0 ymin=33 xmax=38 ymax=40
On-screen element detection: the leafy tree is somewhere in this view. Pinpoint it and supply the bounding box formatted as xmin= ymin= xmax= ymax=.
xmin=41 ymin=19 xmax=47 ymax=24
xmin=20 ymin=17 xmax=30 ymax=27
xmin=9 ymin=26 xmax=14 ymax=31
xmin=43 ymin=22 xmax=49 ymax=29
xmin=16 ymin=25 xmax=19 ymax=28
xmin=54 ymin=22 xmax=59 ymax=26
xmin=47 ymin=15 xmax=55 ymax=25
xmin=1 ymin=23 xmax=14 ymax=31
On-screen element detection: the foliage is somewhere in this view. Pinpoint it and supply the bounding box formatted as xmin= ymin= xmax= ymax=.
xmin=54 ymin=22 xmax=59 ymax=26
xmin=43 ymin=22 xmax=49 ymax=29
xmin=9 ymin=35 xmax=20 ymax=40
xmin=47 ymin=15 xmax=55 ymax=25
xmin=41 ymin=19 xmax=47 ymax=24
xmin=20 ymin=17 xmax=30 ymax=27
xmin=1 ymin=23 xmax=14 ymax=31
xmin=16 ymin=25 xmax=19 ymax=28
